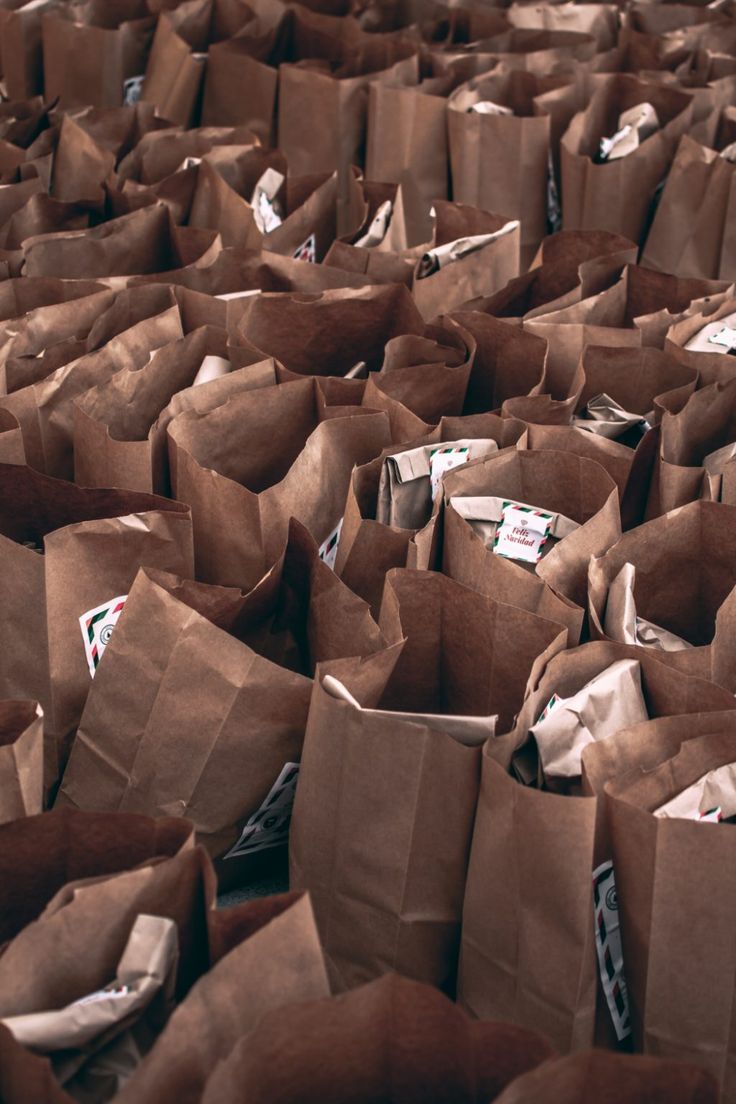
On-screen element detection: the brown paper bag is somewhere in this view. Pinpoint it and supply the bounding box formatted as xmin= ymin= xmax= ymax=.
xmin=440 ymin=484 xmax=585 ymax=646
xmin=0 ymin=285 xmax=114 ymax=393
xmin=507 ymin=2 xmax=618 ymax=52
xmin=237 ymin=282 xmax=425 ymax=376
xmin=0 ymin=699 xmax=43 ymax=825
xmin=561 ymin=74 xmax=694 ymax=244
xmin=114 ymin=892 xmax=330 ymax=1104
xmin=448 ymin=311 xmax=548 ymax=414
xmin=117 ymin=125 xmax=258 ymax=186
xmin=200 ymin=28 xmax=282 ymax=143
xmin=410 ymin=201 xmax=521 ymax=321
xmin=443 ymin=447 xmax=621 ymax=609
xmin=646 ymin=378 xmax=736 ymax=517
xmin=459 ymin=642 xmax=736 ymax=1056
xmin=0 ymin=1 xmax=57 ymax=100
xmin=267 ymin=168 xmax=367 ymax=263
xmin=21 ymin=202 xmax=220 ymax=280
xmin=336 ymin=413 xmax=526 ymax=616
xmin=0 ymin=410 xmax=25 ymax=465
xmin=1 ymin=912 xmax=178 ymax=1102
xmin=139 ymin=13 xmax=207 ymax=128
xmin=664 ymin=296 xmax=736 ymax=387
xmin=0 ymin=462 xmax=194 ymax=788
xmin=473 ymin=228 xmax=637 ymax=322
xmin=521 ymin=265 xmax=723 ymax=406
xmin=589 ymin=499 xmax=736 ymax=693
xmin=365 ymin=76 xmax=450 ymax=248
xmin=168 ymin=375 xmax=391 ymax=589
xmin=578 ymin=344 xmax=698 ymax=433
xmin=493 ymin=1050 xmax=719 ymax=1104
xmin=371 ymin=315 xmax=476 ymax=424
xmin=0 ymin=806 xmax=193 ymax=947
xmin=0 ymin=875 xmax=327 ymax=1102
xmin=607 ymin=725 xmax=736 ymax=1100
xmin=524 ymin=423 xmax=634 ymax=500
xmin=0 ymin=289 xmax=184 ymax=479
xmin=198 ymin=973 xmax=555 ymax=1104
xmin=277 ymin=44 xmax=418 ymax=232
xmin=73 ymin=325 xmax=276 ymax=495
xmin=642 ymin=134 xmax=736 ymax=283
xmin=290 ymin=568 xmax=566 ymax=992
xmin=448 ymin=68 xmax=568 ymax=267
xmin=41 ymin=5 xmax=155 ymax=110
xmin=58 ymin=521 xmax=387 ymax=887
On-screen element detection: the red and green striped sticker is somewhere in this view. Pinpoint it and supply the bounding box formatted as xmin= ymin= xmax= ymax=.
xmin=79 ymin=595 xmax=128 ymax=678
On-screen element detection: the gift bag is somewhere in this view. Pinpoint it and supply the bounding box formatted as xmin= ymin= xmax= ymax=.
xmin=290 ymin=568 xmax=566 ymax=992
xmin=278 ymin=40 xmax=418 ymax=232
xmin=607 ymin=724 xmax=736 ymax=1101
xmin=524 ymin=423 xmax=634 ymax=502
xmin=664 ymin=296 xmax=736 ymax=387
xmin=0 ymin=700 xmax=43 ymax=825
xmin=74 ymin=325 xmax=276 ymax=495
xmin=168 ymin=375 xmax=391 ymax=589
xmin=474 ymin=228 xmax=637 ymax=323
xmin=139 ymin=12 xmax=208 ymax=128
xmin=458 ymin=641 xmax=736 ymax=1055
xmin=410 ymin=202 xmax=521 ymax=321
xmin=589 ymin=499 xmax=736 ymax=692
xmin=576 ymin=344 xmax=698 ymax=442
xmin=646 ymin=378 xmax=736 ymax=517
xmin=114 ymin=892 xmax=330 ymax=1103
xmin=198 ymin=974 xmax=555 ymax=1104
xmin=0 ymin=284 xmax=184 ymax=479
xmin=0 ymin=806 xmax=193 ymax=947
xmin=336 ymin=413 xmax=526 ymax=616
xmin=561 ymin=74 xmax=694 ymax=245
xmin=493 ymin=1050 xmax=718 ymax=1104
xmin=448 ymin=68 xmax=566 ymax=267
xmin=41 ymin=3 xmax=155 ymax=110
xmin=58 ymin=520 xmax=387 ymax=888
xmin=0 ymin=462 xmax=194 ymax=788
xmin=21 ymin=202 xmax=220 ymax=281
xmin=642 ymin=134 xmax=736 ymax=283
xmin=0 ymin=874 xmax=328 ymax=1099
xmin=265 ymin=168 xmax=367 ymax=263
xmin=1 ymin=912 xmax=179 ymax=1102
xmin=0 ymin=0 xmax=56 ymax=100
xmin=444 ymin=447 xmax=621 ymax=610
xmin=0 ymin=411 xmax=25 ymax=465
xmin=237 ymin=282 xmax=425 ymax=377
xmin=365 ymin=75 xmax=451 ymax=248
xmin=371 ymin=315 xmax=476 ymax=424
xmin=447 ymin=311 xmax=547 ymax=414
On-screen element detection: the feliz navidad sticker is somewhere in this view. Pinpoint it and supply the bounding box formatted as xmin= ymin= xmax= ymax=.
xmin=493 ymin=502 xmax=554 ymax=564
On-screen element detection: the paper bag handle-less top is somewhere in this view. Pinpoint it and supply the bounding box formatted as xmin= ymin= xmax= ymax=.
xmin=322 ymin=675 xmax=496 ymax=747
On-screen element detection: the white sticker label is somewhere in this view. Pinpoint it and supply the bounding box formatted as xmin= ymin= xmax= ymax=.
xmin=79 ymin=595 xmax=128 ymax=678
xmin=318 ymin=518 xmax=343 ymax=571
xmin=493 ymin=503 xmax=554 ymax=564
xmin=429 ymin=447 xmax=469 ymax=500
xmin=293 ymin=233 xmax=316 ymax=264
xmin=123 ymin=75 xmax=144 ymax=105
xmin=709 ymin=326 xmax=736 ymax=353
xmin=224 ymin=762 xmax=300 ymax=859
xmin=593 ymin=861 xmax=632 ymax=1042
